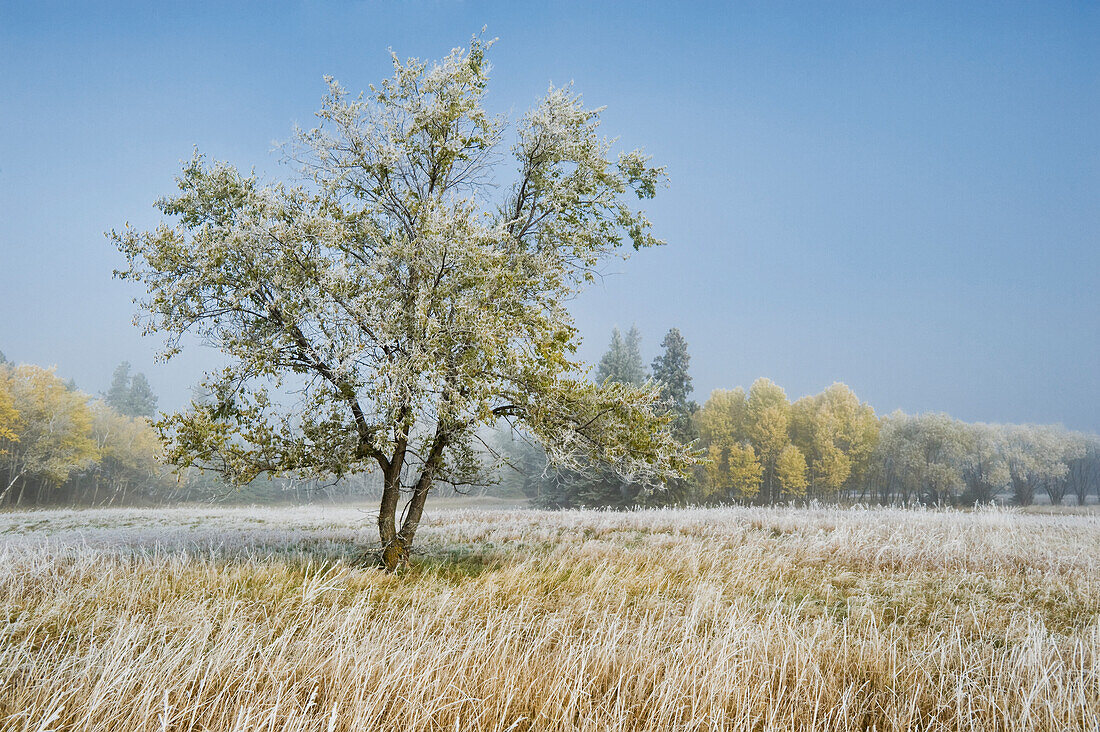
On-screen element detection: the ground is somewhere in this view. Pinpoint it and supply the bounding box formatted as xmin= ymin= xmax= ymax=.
xmin=1 ymin=502 xmax=1098 ymax=731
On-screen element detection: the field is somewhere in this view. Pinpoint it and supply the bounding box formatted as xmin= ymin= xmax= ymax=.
xmin=1 ymin=503 xmax=1098 ymax=731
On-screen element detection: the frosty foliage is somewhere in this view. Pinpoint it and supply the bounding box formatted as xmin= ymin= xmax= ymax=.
xmin=110 ymin=36 xmax=692 ymax=552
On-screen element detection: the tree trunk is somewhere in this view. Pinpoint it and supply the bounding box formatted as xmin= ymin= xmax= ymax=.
xmin=378 ymin=424 xmax=448 ymax=572
xmin=0 ymin=471 xmax=21 ymax=506
xmin=1011 ymin=475 xmax=1034 ymax=506
xmin=397 ymin=473 xmax=434 ymax=548
xmin=377 ymin=464 xmax=405 ymax=570
xmin=1045 ymin=477 xmax=1066 ymax=506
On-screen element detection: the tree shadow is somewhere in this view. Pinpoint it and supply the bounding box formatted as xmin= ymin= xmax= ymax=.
xmin=6 ymin=522 xmax=521 ymax=583
xmin=407 ymin=546 xmax=509 ymax=581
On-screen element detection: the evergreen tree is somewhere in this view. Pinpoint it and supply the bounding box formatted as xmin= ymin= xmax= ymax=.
xmin=595 ymin=328 xmax=623 ymax=384
xmin=596 ymin=326 xmax=646 ymax=386
xmin=105 ymin=362 xmax=158 ymax=418
xmin=106 ymin=362 xmax=132 ymax=413
xmin=651 ymin=328 xmax=697 ymax=440
xmin=651 ymin=327 xmax=699 ymax=504
xmin=127 ymin=373 xmax=158 ymax=418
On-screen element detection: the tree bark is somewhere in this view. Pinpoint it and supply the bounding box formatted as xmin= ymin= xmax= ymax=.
xmin=376 ymin=422 xmax=449 ymax=572
xmin=377 ymin=463 xmax=404 ymax=569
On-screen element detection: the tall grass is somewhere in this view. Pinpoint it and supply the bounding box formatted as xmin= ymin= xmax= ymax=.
xmin=1 ymin=504 xmax=1098 ymax=730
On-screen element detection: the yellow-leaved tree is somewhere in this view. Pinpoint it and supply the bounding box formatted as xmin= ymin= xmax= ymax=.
xmin=790 ymin=383 xmax=879 ymax=499
xmin=0 ymin=364 xmax=99 ymax=505
xmin=746 ymin=378 xmax=791 ymax=503
xmin=775 ymin=443 xmax=809 ymax=499
xmin=0 ymin=366 xmax=21 ymax=450
xmin=88 ymin=400 xmax=165 ymax=504
xmin=704 ymin=440 xmax=762 ymax=502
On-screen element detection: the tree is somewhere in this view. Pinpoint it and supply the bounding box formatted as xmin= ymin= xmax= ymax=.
xmin=112 ymin=37 xmax=691 ymax=568
xmin=696 ymin=388 xmax=747 ymax=446
xmin=0 ymin=367 xmax=21 ymax=450
xmin=775 ymin=443 xmax=808 ymax=499
xmin=1040 ymin=427 xmax=1085 ymax=505
xmin=544 ymin=325 xmax=653 ymax=509
xmin=0 ymin=364 xmax=99 ymax=505
xmin=958 ymin=422 xmax=1008 ymax=504
xmin=703 ymin=440 xmax=761 ymax=502
xmin=106 ymin=362 xmax=132 ymax=412
xmin=596 ymin=326 xmax=646 ymax=386
xmin=1003 ymin=424 xmax=1072 ymax=506
xmin=745 ymin=378 xmax=790 ymax=503
xmin=106 ymin=362 xmax=159 ymax=418
xmin=86 ymin=400 xmax=165 ymax=504
xmin=866 ymin=412 xmax=967 ymax=505
xmin=651 ymin=327 xmax=696 ymax=439
xmin=790 ymin=383 xmax=879 ymax=499
xmin=695 ymin=388 xmax=747 ymax=503
xmin=907 ymin=413 xmax=968 ymax=504
xmin=1066 ymin=433 xmax=1100 ymax=505
xmin=867 ymin=414 xmax=913 ymax=504
xmin=127 ymin=373 xmax=159 ymax=418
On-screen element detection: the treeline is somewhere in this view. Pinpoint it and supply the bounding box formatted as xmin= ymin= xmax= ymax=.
xmin=5 ymin=338 xmax=1099 ymax=509
xmin=508 ymin=327 xmax=1100 ymax=508
xmin=0 ymin=355 xmax=394 ymax=506
xmin=696 ymin=384 xmax=1100 ymax=506
xmin=0 ymin=354 xmax=471 ymax=506
xmin=0 ymin=358 xmax=168 ymax=506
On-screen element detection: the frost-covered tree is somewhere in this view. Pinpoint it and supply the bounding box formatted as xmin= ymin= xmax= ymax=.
xmin=1066 ymin=433 xmax=1100 ymax=505
xmin=958 ymin=422 xmax=1009 ymax=504
xmin=867 ymin=412 xmax=967 ymax=505
xmin=1003 ymin=424 xmax=1075 ymax=506
xmin=111 ymin=37 xmax=691 ymax=568
xmin=542 ymin=324 xmax=652 ymax=509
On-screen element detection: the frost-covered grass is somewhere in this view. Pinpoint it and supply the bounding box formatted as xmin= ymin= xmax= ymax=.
xmin=1 ymin=503 xmax=1098 ymax=731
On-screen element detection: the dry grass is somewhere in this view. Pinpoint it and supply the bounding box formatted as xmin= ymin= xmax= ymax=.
xmin=1 ymin=503 xmax=1098 ymax=731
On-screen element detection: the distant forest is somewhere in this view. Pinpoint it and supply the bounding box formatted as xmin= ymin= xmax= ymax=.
xmin=2 ymin=330 xmax=1098 ymax=508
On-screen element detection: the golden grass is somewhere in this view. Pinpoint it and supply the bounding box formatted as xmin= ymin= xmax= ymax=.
xmin=1 ymin=504 xmax=1098 ymax=731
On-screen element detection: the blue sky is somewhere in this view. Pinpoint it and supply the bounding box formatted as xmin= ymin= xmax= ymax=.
xmin=1 ymin=1 xmax=1097 ymax=429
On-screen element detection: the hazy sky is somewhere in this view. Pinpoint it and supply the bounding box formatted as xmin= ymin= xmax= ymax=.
xmin=1 ymin=1 xmax=1097 ymax=429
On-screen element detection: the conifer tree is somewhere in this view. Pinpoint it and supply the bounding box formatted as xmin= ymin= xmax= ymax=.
xmin=105 ymin=362 xmax=158 ymax=418
xmin=596 ymin=326 xmax=646 ymax=386
xmin=651 ymin=328 xmax=697 ymax=440
xmin=105 ymin=362 xmax=132 ymax=413
xmin=127 ymin=373 xmax=158 ymax=419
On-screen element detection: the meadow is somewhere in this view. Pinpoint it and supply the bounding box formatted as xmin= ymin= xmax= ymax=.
xmin=1 ymin=502 xmax=1098 ymax=731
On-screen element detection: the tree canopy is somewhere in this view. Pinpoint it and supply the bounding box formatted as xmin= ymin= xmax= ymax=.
xmin=111 ymin=36 xmax=692 ymax=566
